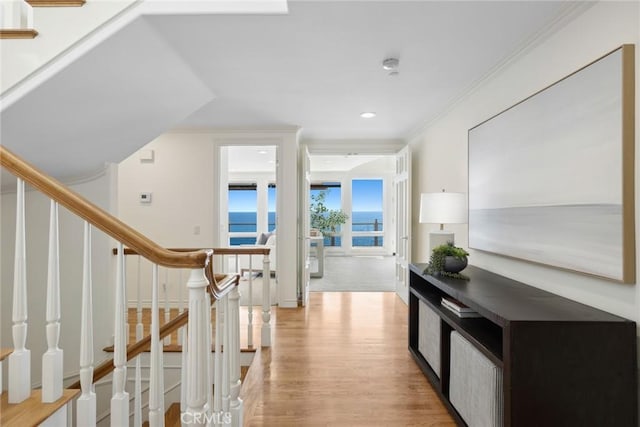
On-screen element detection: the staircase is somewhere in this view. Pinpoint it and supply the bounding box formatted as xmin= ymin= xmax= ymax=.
xmin=0 ymin=146 xmax=275 ymax=426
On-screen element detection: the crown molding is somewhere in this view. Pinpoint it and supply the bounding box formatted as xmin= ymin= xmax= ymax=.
xmin=405 ymin=1 xmax=596 ymax=142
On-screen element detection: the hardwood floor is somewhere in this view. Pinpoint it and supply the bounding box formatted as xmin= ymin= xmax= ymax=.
xmin=242 ymin=292 xmax=455 ymax=426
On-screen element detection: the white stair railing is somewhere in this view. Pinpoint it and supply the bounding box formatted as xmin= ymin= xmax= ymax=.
xmin=221 ymin=247 xmax=272 ymax=348
xmin=3 ymin=147 xmax=241 ymax=427
xmin=42 ymin=200 xmax=63 ymax=403
xmin=8 ymin=177 xmax=30 ymax=404
xmin=111 ymin=242 xmax=129 ymax=426
xmin=77 ymin=222 xmax=96 ymax=426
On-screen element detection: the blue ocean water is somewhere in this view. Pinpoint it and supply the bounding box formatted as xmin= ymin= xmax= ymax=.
xmin=228 ymin=211 xmax=383 ymax=246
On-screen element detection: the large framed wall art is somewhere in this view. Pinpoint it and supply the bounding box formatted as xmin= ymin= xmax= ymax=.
xmin=468 ymin=45 xmax=635 ymax=283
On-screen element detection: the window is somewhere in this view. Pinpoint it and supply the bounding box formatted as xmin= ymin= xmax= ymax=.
xmin=228 ymin=184 xmax=257 ymax=245
xmin=268 ymin=184 xmax=276 ymax=232
xmin=351 ymin=179 xmax=383 ymax=247
xmin=310 ymin=183 xmax=342 ymax=247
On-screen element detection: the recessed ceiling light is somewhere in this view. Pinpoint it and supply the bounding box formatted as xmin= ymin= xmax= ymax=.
xmin=258 ymin=150 xmax=268 ymax=154
xmin=360 ymin=112 xmax=376 ymax=119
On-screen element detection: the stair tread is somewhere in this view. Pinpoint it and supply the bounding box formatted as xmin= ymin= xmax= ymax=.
xmin=140 ymin=367 xmax=250 ymax=427
xmin=103 ymin=344 xmax=257 ymax=353
xmin=0 ymin=389 xmax=80 ymax=426
xmin=0 ymin=348 xmax=13 ymax=362
xmin=27 ymin=0 xmax=86 ymax=6
xmin=142 ymin=402 xmax=181 ymax=427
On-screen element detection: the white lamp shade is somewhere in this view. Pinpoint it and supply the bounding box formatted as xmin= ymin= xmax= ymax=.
xmin=419 ymin=192 xmax=467 ymax=224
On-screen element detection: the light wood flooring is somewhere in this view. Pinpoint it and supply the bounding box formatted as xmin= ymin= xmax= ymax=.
xmin=241 ymin=292 xmax=455 ymax=426
xmin=126 ymin=293 xmax=454 ymax=426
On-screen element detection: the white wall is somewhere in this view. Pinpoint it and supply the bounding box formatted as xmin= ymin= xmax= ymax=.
xmin=410 ymin=1 xmax=640 ymax=320
xmin=1 ymin=167 xmax=117 ymax=388
xmin=118 ymin=129 xmax=299 ymax=308
xmin=0 ymin=0 xmax=137 ymax=94
xmin=118 ymin=133 xmax=216 ymax=307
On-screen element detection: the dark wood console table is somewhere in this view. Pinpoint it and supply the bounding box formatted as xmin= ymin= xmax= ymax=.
xmin=409 ymin=263 xmax=637 ymax=427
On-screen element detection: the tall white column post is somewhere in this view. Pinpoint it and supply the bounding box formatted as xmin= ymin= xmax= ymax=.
xmin=111 ymin=242 xmax=129 ymax=426
xmin=9 ymin=178 xmax=30 ymax=403
xmin=77 ymin=222 xmax=96 ymax=426
xmin=42 ymin=200 xmax=63 ymax=402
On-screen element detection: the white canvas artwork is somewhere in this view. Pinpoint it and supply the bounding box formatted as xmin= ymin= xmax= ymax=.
xmin=468 ymin=47 xmax=631 ymax=282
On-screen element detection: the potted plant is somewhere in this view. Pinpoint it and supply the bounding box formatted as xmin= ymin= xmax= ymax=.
xmin=424 ymin=241 xmax=470 ymax=279
xmin=310 ymin=190 xmax=349 ymax=246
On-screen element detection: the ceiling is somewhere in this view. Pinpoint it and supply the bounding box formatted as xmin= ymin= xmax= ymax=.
xmin=1 ymin=1 xmax=584 ymax=181
xmin=155 ymin=1 xmax=577 ymax=139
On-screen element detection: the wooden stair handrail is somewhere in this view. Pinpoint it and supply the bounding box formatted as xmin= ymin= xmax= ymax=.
xmin=114 ymin=247 xmax=271 ymax=256
xmin=67 ymin=273 xmax=238 ymax=389
xmin=1 ymin=146 xmax=211 ymax=269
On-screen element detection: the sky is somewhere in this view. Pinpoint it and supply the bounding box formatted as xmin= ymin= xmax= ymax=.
xmin=229 ymin=179 xmax=383 ymax=212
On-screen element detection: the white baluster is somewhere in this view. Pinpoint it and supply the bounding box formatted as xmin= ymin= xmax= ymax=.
xmin=134 ymin=256 xmax=143 ymax=427
xmin=111 ymin=242 xmax=129 ymax=426
xmin=228 ymin=286 xmax=243 ymax=427
xmin=222 ymin=295 xmax=230 ymax=413
xmin=213 ymin=299 xmax=222 ymax=415
xmin=134 ymin=355 xmax=142 ymax=427
xmin=207 ymin=299 xmax=213 ymax=417
xmin=77 ymin=222 xmax=96 ymax=426
xmin=9 ymin=178 xmax=30 ymax=403
xmin=180 ymin=323 xmax=188 ymax=415
xmin=164 ymin=268 xmax=171 ymax=346
xmin=261 ymin=253 xmax=271 ymax=347
xmin=247 ymin=256 xmax=253 ymax=348
xmin=149 ymin=264 xmax=165 ymax=427
xmin=185 ymin=268 xmax=211 ymax=426
xmin=178 ymin=270 xmax=184 ymax=343
xmin=42 ymin=200 xmax=62 ymax=402
xmin=136 ymin=256 xmax=143 ymax=342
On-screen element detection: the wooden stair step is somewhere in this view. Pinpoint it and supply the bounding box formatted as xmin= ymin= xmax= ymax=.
xmin=0 ymin=348 xmax=13 ymax=362
xmin=140 ymin=367 xmax=250 ymax=427
xmin=0 ymin=29 xmax=38 ymax=39
xmin=27 ymin=0 xmax=85 ymax=6
xmin=0 ymin=389 xmax=80 ymax=426
xmin=103 ymin=344 xmax=257 ymax=353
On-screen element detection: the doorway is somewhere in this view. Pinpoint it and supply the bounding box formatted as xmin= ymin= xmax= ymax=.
xmin=306 ymin=153 xmax=401 ymax=293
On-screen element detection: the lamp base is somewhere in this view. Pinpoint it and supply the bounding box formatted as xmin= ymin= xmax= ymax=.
xmin=429 ymin=231 xmax=455 ymax=254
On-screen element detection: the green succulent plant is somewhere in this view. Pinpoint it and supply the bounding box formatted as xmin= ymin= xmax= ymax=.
xmin=424 ymin=242 xmax=470 ymax=280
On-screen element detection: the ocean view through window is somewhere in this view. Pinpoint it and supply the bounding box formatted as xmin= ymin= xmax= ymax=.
xmin=352 ymin=179 xmax=384 ymax=247
xmin=229 ymin=184 xmax=276 ymax=245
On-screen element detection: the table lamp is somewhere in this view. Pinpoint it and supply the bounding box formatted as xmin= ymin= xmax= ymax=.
xmin=419 ymin=190 xmax=467 ymax=253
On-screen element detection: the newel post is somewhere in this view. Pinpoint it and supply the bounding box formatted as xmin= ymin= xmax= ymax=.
xmin=185 ymin=268 xmax=211 ymax=425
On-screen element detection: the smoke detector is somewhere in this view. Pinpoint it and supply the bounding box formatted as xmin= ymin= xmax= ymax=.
xmin=382 ymin=58 xmax=399 ymax=71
